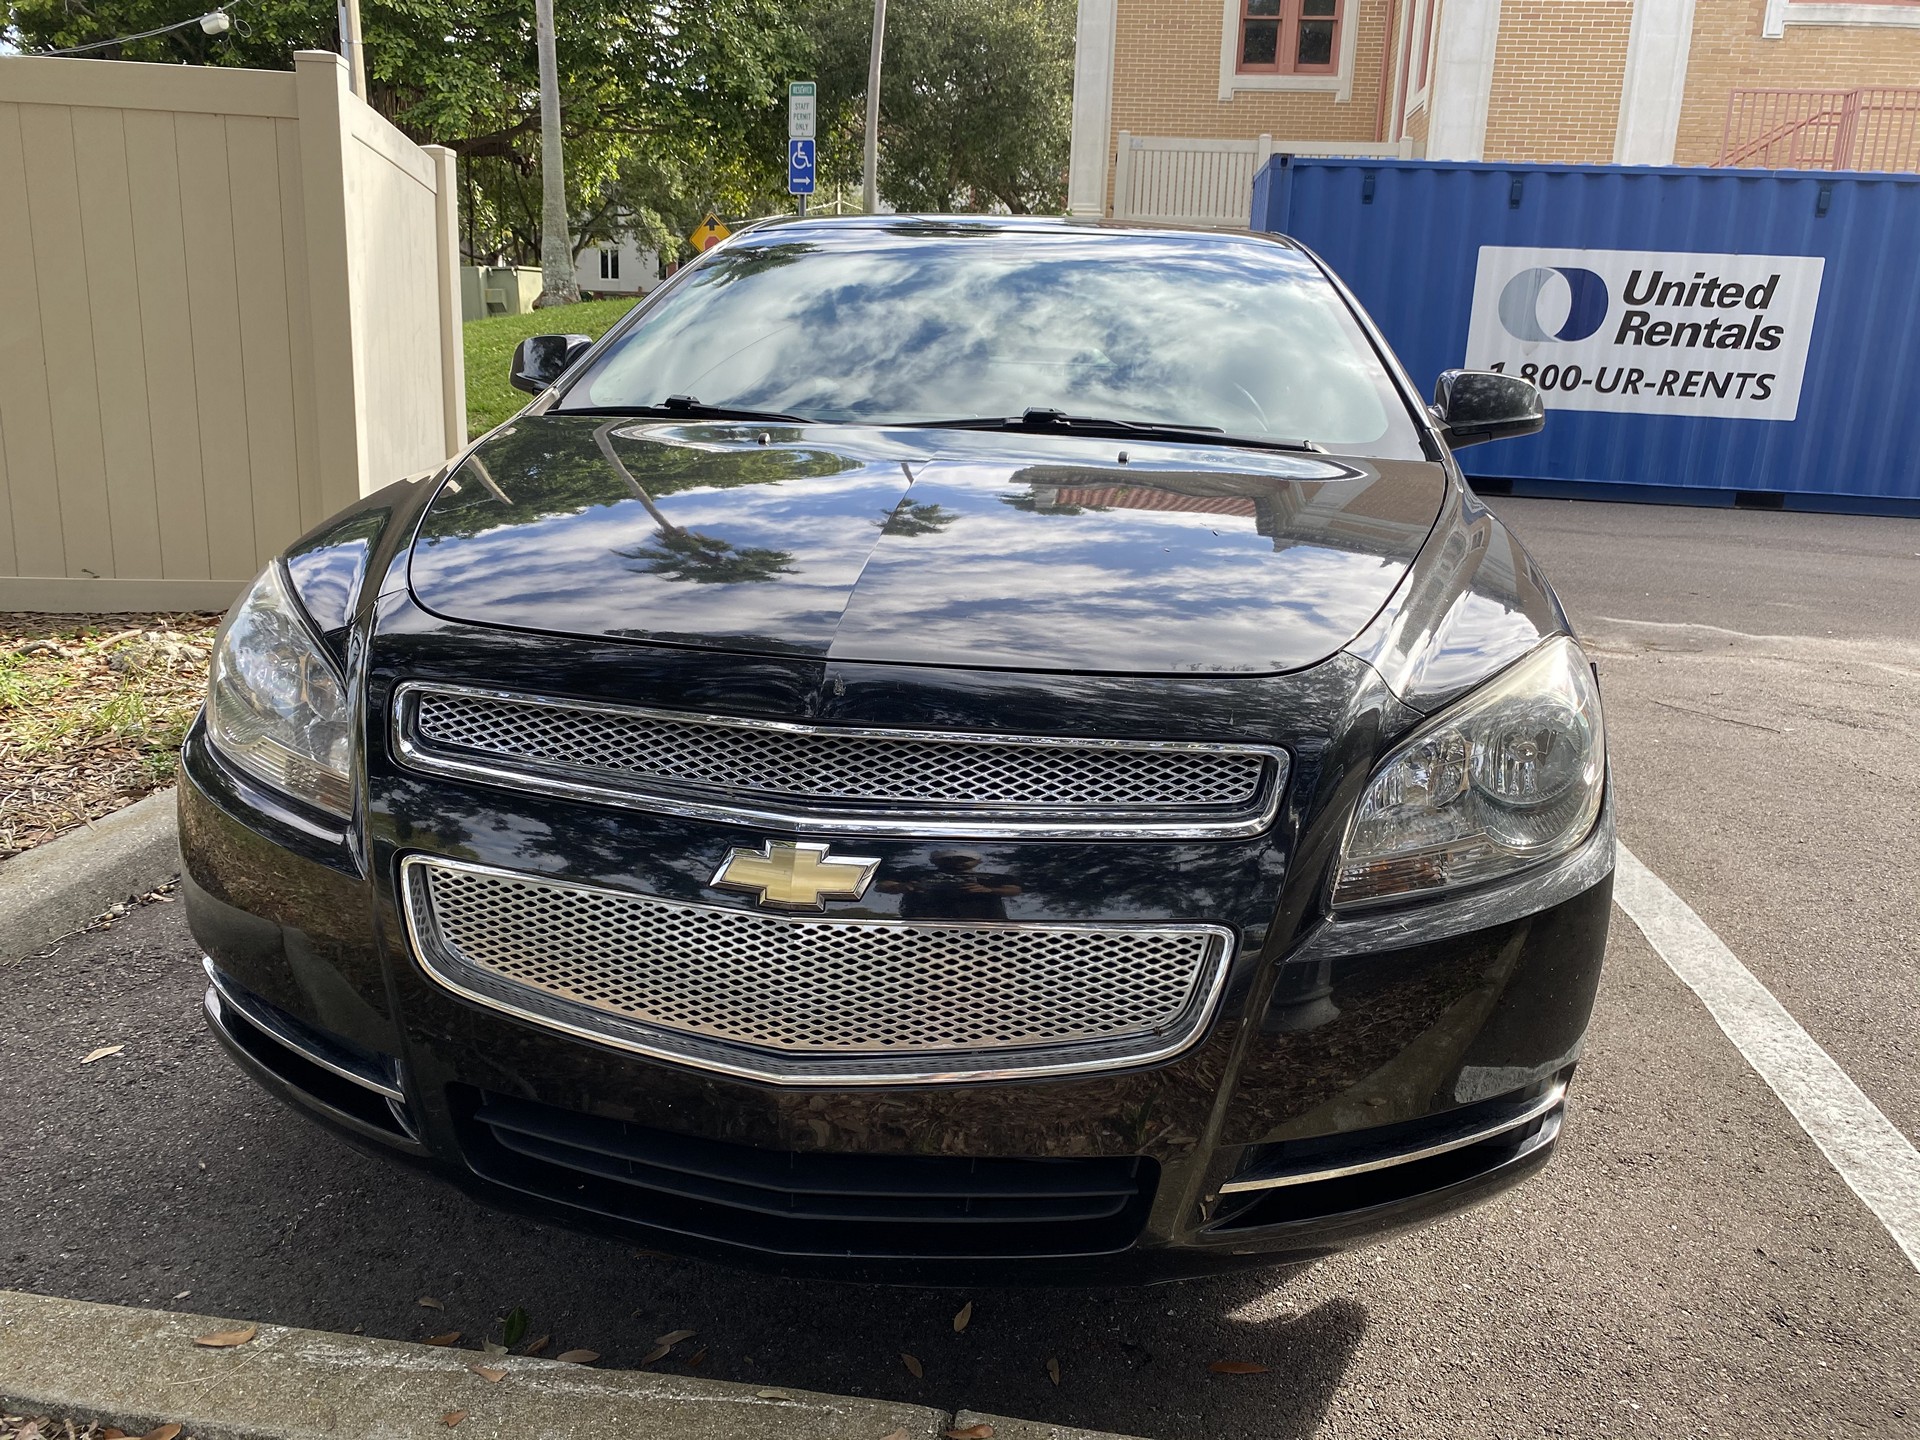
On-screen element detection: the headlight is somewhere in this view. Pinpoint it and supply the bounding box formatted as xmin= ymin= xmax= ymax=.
xmin=206 ymin=564 xmax=354 ymax=818
xmin=1333 ymin=637 xmax=1604 ymax=908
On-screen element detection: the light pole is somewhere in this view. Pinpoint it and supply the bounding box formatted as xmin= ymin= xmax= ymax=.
xmin=862 ymin=0 xmax=887 ymax=213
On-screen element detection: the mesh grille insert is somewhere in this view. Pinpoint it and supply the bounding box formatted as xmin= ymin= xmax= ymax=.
xmin=404 ymin=859 xmax=1231 ymax=1084
xmin=397 ymin=685 xmax=1280 ymax=836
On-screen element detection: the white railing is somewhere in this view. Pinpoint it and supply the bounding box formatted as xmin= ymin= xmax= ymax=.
xmin=1111 ymin=133 xmax=1422 ymax=227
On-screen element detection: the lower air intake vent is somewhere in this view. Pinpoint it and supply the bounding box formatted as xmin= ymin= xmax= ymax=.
xmin=456 ymin=1088 xmax=1157 ymax=1260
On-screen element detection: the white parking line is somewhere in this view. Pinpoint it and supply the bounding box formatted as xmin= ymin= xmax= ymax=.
xmin=1612 ymin=844 xmax=1920 ymax=1272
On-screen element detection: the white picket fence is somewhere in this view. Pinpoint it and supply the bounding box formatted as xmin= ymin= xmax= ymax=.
xmin=1111 ymin=132 xmax=1423 ymax=228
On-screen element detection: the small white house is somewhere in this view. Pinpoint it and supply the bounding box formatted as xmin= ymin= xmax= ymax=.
xmin=576 ymin=235 xmax=661 ymax=296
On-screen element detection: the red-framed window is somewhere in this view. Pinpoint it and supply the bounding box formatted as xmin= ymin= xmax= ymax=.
xmin=1236 ymin=0 xmax=1344 ymax=75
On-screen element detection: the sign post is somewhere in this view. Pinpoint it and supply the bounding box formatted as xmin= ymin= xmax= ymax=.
xmin=788 ymin=81 xmax=816 ymax=217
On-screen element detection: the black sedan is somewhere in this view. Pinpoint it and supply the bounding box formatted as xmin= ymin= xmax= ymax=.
xmin=180 ymin=216 xmax=1610 ymax=1283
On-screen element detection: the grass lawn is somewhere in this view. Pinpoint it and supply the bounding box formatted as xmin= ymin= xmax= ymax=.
xmin=463 ymin=297 xmax=641 ymax=438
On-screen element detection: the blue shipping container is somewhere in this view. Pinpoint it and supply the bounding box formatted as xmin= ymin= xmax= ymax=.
xmin=1251 ymin=157 xmax=1920 ymax=509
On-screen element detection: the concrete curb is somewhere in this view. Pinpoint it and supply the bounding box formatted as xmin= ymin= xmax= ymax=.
xmin=0 ymin=1290 xmax=1147 ymax=1440
xmin=0 ymin=789 xmax=180 ymax=965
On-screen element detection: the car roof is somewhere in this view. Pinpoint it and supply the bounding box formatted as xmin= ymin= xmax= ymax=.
xmin=729 ymin=213 xmax=1304 ymax=252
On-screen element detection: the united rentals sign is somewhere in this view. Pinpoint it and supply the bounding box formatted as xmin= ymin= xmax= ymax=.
xmin=1463 ymin=246 xmax=1826 ymax=421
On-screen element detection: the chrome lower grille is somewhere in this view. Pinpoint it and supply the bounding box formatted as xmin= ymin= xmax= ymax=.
xmin=392 ymin=683 xmax=1285 ymax=840
xmin=402 ymin=857 xmax=1232 ymax=1085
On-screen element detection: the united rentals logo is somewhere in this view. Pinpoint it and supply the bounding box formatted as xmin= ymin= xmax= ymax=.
xmin=1497 ymin=266 xmax=1609 ymax=343
xmin=1465 ymin=246 xmax=1825 ymax=421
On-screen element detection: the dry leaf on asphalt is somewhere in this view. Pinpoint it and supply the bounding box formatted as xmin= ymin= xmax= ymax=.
xmin=425 ymin=1331 xmax=462 ymax=1347
xmin=417 ymin=1296 xmax=444 ymax=1309
xmin=901 ymin=1352 xmax=923 ymax=1378
xmin=687 ymin=1347 xmax=708 ymax=1368
xmin=944 ymin=1426 xmax=994 ymax=1439
xmin=878 ymin=1430 xmax=909 ymax=1440
xmin=81 ymin=1045 xmax=125 ymax=1065
xmin=554 ymin=1349 xmax=599 ymax=1364
xmin=469 ymin=1364 xmax=506 ymax=1383
xmin=523 ymin=1334 xmax=550 ymax=1355
xmin=1207 ymin=1359 xmax=1270 ymax=1374
xmin=755 ymin=1390 xmax=794 ymax=1401
xmin=192 ymin=1325 xmax=257 ymax=1348
xmin=441 ymin=1410 xmax=467 ymax=1428
xmin=654 ymin=1328 xmax=697 ymax=1347
xmin=1047 ymin=1357 xmax=1061 ymax=1386
xmin=142 ymin=1427 xmax=183 ymax=1440
xmin=640 ymin=1342 xmax=672 ymax=1364
xmin=952 ymin=1301 xmax=973 ymax=1333
xmin=102 ymin=1429 xmax=127 ymax=1439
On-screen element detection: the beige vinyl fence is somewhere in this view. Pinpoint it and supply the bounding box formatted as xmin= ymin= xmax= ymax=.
xmin=0 ymin=51 xmax=465 ymax=612
xmin=1111 ymin=133 xmax=1425 ymax=227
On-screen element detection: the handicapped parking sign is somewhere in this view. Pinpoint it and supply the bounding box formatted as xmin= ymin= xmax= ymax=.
xmin=788 ymin=138 xmax=815 ymax=196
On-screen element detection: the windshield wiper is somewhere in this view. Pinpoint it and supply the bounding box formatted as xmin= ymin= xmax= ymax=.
xmin=898 ymin=408 xmax=1323 ymax=453
xmin=560 ymin=395 xmax=815 ymax=424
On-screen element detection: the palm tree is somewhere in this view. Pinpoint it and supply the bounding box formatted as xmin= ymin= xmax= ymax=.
xmin=532 ymin=0 xmax=580 ymax=308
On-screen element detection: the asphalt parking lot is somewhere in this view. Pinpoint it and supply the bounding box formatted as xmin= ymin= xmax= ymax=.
xmin=5 ymin=496 xmax=1917 ymax=1440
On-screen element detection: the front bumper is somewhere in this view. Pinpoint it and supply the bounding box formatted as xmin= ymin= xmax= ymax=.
xmin=179 ymin=716 xmax=1611 ymax=1285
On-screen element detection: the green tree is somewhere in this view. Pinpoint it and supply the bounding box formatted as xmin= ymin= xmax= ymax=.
xmin=808 ymin=0 xmax=1074 ymax=213
xmin=2 ymin=0 xmax=809 ymax=264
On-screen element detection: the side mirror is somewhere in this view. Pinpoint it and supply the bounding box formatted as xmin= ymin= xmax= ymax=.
xmin=510 ymin=333 xmax=593 ymax=395
xmin=1431 ymin=370 xmax=1545 ymax=448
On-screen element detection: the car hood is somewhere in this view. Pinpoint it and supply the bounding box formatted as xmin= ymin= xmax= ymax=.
xmin=407 ymin=416 xmax=1446 ymax=675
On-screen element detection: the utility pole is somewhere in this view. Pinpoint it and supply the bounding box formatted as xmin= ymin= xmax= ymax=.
xmin=862 ymin=0 xmax=886 ymax=213
xmin=533 ymin=0 xmax=580 ymax=307
xmin=336 ymin=0 xmax=365 ymax=95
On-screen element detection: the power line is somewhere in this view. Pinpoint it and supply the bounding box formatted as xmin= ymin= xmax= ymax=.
xmin=35 ymin=1 xmax=244 ymax=57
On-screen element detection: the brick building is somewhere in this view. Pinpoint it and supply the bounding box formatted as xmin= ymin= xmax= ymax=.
xmin=1067 ymin=0 xmax=1920 ymax=222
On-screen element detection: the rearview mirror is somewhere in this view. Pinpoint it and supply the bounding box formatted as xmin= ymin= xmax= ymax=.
xmin=510 ymin=333 xmax=594 ymax=395
xmin=1431 ymin=370 xmax=1545 ymax=448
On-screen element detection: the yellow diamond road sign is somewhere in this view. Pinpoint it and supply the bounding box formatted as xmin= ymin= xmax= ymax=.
xmin=688 ymin=213 xmax=731 ymax=252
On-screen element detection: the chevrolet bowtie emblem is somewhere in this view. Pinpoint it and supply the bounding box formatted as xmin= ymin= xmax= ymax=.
xmin=710 ymin=840 xmax=880 ymax=912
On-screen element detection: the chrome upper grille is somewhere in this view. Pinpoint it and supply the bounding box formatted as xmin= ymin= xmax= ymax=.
xmin=393 ymin=683 xmax=1285 ymax=840
xmin=402 ymin=857 xmax=1232 ymax=1085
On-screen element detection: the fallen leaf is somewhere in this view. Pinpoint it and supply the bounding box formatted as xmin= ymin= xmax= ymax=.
xmin=640 ymin=1342 xmax=672 ymax=1364
xmin=653 ymin=1327 xmax=697 ymax=1347
xmin=102 ymin=1430 xmax=127 ymax=1439
xmin=687 ymin=1346 xmax=708 ymax=1368
xmin=1047 ymin=1357 xmax=1061 ymax=1386
xmin=878 ymin=1431 xmax=909 ymax=1440
xmin=952 ymin=1300 xmax=973 ymax=1333
xmin=523 ymin=1334 xmax=550 ymax=1356
xmin=901 ymin=1352 xmax=923 ymax=1378
xmin=501 ymin=1305 xmax=529 ymax=1347
xmin=425 ymin=1331 xmax=462 ymax=1347
xmin=469 ymin=1364 xmax=506 ymax=1383
xmin=755 ymin=1389 xmax=793 ymax=1401
xmin=554 ymin=1348 xmax=599 ymax=1364
xmin=442 ymin=1410 xmax=467 ymax=1428
xmin=1207 ymin=1359 xmax=1270 ymax=1375
xmin=141 ymin=1427 xmax=182 ymax=1440
xmin=945 ymin=1427 xmax=994 ymax=1439
xmin=417 ymin=1296 xmax=444 ymax=1309
xmin=480 ymin=1340 xmax=508 ymax=1357
xmin=193 ymin=1325 xmax=257 ymax=1348
xmin=171 ymin=1290 xmax=190 ymax=1301
xmin=81 ymin=1045 xmax=125 ymax=1065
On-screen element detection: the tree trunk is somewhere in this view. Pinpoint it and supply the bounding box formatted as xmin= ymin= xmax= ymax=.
xmin=533 ymin=0 xmax=580 ymax=308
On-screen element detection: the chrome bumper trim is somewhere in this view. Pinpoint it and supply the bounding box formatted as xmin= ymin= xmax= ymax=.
xmin=1219 ymin=1083 xmax=1567 ymax=1194
xmin=201 ymin=958 xmax=405 ymax=1104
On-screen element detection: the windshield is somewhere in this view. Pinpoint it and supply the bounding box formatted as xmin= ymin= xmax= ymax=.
xmin=559 ymin=223 xmax=1424 ymax=458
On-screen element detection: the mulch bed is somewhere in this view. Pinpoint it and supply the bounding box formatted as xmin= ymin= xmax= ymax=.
xmin=0 ymin=612 xmax=222 ymax=860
